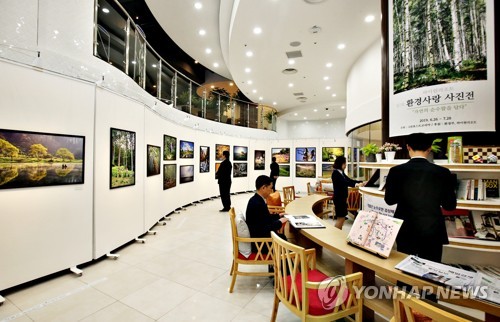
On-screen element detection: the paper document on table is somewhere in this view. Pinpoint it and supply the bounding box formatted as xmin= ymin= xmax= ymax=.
xmin=284 ymin=214 xmax=325 ymax=229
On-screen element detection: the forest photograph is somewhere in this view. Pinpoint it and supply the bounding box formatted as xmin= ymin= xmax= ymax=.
xmin=163 ymin=135 xmax=176 ymax=160
xmin=200 ymin=146 xmax=210 ymax=173
xmin=322 ymin=147 xmax=344 ymax=162
xmin=0 ymin=129 xmax=84 ymax=189
xmin=163 ymin=164 xmax=176 ymax=190
xmin=146 ymin=145 xmax=160 ymax=177
xmin=393 ymin=0 xmax=487 ymax=93
xmin=110 ymin=128 xmax=135 ymax=189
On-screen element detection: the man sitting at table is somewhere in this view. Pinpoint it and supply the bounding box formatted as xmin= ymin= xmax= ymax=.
xmin=246 ymin=175 xmax=288 ymax=254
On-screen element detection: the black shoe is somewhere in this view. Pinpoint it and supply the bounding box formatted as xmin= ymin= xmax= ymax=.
xmin=219 ymin=209 xmax=229 ymax=212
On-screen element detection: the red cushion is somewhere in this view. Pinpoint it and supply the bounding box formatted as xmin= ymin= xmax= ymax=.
xmin=285 ymin=269 xmax=348 ymax=316
xmin=238 ymin=252 xmax=271 ymax=261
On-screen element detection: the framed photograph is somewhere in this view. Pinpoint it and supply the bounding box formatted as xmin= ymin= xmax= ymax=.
xmin=278 ymin=164 xmax=290 ymax=177
xmin=0 ymin=129 xmax=85 ymax=189
xmin=322 ymin=147 xmax=345 ymax=162
xmin=233 ymin=162 xmax=247 ymax=177
xmin=179 ymin=140 xmax=194 ymax=159
xmin=296 ymin=163 xmax=316 ymax=178
xmin=215 ymin=162 xmax=221 ymax=179
xmin=163 ymin=164 xmax=176 ymax=190
xmin=272 ymin=148 xmax=290 ymax=164
xmin=111 ymin=128 xmax=136 ymax=189
xmin=296 ymin=147 xmax=316 ymax=162
xmin=180 ymin=165 xmax=194 ymax=183
xmin=322 ymin=163 xmax=334 ymax=178
xmin=216 ymin=144 xmax=230 ymax=161
xmin=163 ymin=135 xmax=176 ymax=160
xmin=146 ymin=144 xmax=161 ymax=176
xmin=254 ymin=150 xmax=265 ymax=170
xmin=233 ymin=146 xmax=248 ymax=161
xmin=200 ymin=146 xmax=210 ymax=173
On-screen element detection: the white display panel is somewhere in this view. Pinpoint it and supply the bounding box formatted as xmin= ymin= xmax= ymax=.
xmin=0 ymin=61 xmax=94 ymax=290
xmin=389 ymin=0 xmax=496 ymax=136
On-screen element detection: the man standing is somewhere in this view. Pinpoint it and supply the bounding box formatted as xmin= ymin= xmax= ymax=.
xmin=216 ymin=150 xmax=232 ymax=212
xmin=269 ymin=157 xmax=279 ymax=192
xmin=384 ymin=133 xmax=457 ymax=262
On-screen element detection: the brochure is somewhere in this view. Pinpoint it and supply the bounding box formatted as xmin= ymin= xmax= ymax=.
xmin=284 ymin=214 xmax=325 ymax=229
xmin=346 ymin=210 xmax=403 ymax=258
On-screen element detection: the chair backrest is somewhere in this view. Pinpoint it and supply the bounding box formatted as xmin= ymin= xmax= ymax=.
xmin=228 ymin=208 xmax=241 ymax=258
xmin=282 ymin=186 xmax=296 ymax=205
xmin=391 ymin=291 xmax=471 ymax=322
xmin=306 ymin=182 xmax=314 ymax=195
xmin=347 ymin=187 xmax=361 ymax=211
xmin=271 ymin=232 xmax=363 ymax=320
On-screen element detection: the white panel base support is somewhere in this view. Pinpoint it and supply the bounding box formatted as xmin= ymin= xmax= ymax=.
xmin=0 ymin=295 xmax=5 ymax=306
xmin=147 ymin=230 xmax=156 ymax=235
xmin=163 ymin=217 xmax=172 ymax=221
xmin=70 ymin=266 xmax=83 ymax=276
xmin=106 ymin=253 xmax=120 ymax=260
xmin=157 ymin=220 xmax=166 ymax=226
xmin=135 ymin=237 xmax=146 ymax=244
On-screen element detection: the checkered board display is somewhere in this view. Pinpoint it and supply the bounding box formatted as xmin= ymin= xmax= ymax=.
xmin=463 ymin=146 xmax=500 ymax=163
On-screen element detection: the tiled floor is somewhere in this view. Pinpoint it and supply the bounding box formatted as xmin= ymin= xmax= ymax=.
xmin=0 ymin=193 xmax=367 ymax=322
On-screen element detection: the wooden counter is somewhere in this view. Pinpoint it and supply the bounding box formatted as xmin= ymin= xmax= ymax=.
xmin=285 ymin=194 xmax=500 ymax=321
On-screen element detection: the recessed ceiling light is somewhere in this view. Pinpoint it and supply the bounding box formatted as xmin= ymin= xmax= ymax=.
xmin=194 ymin=2 xmax=202 ymax=9
xmin=131 ymin=60 xmax=136 ymax=64
xmin=337 ymin=43 xmax=346 ymax=50
xmin=229 ymin=82 xmax=233 ymax=86
xmin=247 ymin=80 xmax=253 ymax=85
xmin=102 ymin=8 xmax=110 ymax=13
xmin=326 ymin=113 xmax=330 ymax=117
xmin=199 ymin=29 xmax=206 ymax=36
xmin=245 ymin=67 xmax=251 ymax=73
xmin=326 ymin=86 xmax=331 ymax=90
xmin=288 ymin=83 xmax=294 ymax=87
xmin=294 ymin=113 xmax=298 ymax=116
xmin=253 ymin=27 xmax=262 ymax=34
xmin=152 ymin=64 xmax=157 ymax=68
xmin=273 ymin=102 xmax=277 ymax=105
xmin=323 ymin=76 xmax=329 ymax=81
xmin=313 ymin=109 xmax=318 ymax=112
xmin=332 ymin=93 xmax=337 ymax=97
xmin=303 ymin=117 xmax=307 ymax=120
xmin=326 ymin=62 xmax=333 ymax=68
xmin=288 ymin=59 xmax=295 ymax=65
xmin=364 ymin=15 xmax=375 ymax=23
xmin=205 ymin=48 xmax=212 ymax=54
xmin=259 ymin=96 xmax=263 ymax=101
xmin=341 ymin=106 xmax=345 ymax=109
xmin=246 ymin=51 xmax=253 ymax=57
xmin=252 ymin=89 xmax=257 ymax=93
xmin=194 ymin=60 xmax=198 ymax=64
xmin=213 ymin=62 xmax=219 ymax=67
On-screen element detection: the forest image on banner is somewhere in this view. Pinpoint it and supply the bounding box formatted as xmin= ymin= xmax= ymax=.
xmin=393 ymin=0 xmax=487 ymax=93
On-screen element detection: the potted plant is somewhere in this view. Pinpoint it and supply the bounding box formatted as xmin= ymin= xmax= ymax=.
xmin=361 ymin=143 xmax=379 ymax=162
xmin=380 ymin=142 xmax=402 ymax=162
xmin=428 ymin=138 xmax=443 ymax=162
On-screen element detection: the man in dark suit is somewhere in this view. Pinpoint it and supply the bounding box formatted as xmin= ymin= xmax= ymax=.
xmin=385 ymin=133 xmax=457 ymax=262
xmin=269 ymin=157 xmax=279 ymax=192
xmin=216 ymin=150 xmax=232 ymax=212
xmin=246 ymin=175 xmax=287 ymax=253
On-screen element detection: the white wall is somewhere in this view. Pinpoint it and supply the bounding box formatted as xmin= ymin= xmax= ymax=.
xmin=345 ymin=39 xmax=382 ymax=134
xmin=279 ymin=119 xmax=346 ymax=139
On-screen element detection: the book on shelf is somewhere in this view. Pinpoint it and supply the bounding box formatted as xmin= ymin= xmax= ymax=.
xmin=456 ymin=178 xmax=499 ymax=201
xmin=442 ymin=209 xmax=476 ymax=239
xmin=395 ymin=255 xmax=500 ymax=305
xmin=284 ymin=214 xmax=325 ymax=229
xmin=346 ymin=210 xmax=403 ymax=258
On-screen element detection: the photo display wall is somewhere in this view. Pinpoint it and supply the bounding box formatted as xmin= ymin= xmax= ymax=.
xmin=0 ymin=129 xmax=85 ymax=189
xmin=389 ymin=0 xmax=495 ymax=136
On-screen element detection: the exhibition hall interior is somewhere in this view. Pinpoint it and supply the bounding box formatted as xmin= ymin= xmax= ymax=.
xmin=0 ymin=0 xmax=498 ymax=321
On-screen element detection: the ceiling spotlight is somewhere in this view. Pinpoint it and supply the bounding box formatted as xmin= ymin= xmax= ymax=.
xmin=303 ymin=117 xmax=307 ymax=120
xmin=288 ymin=59 xmax=295 ymax=65
xmin=313 ymin=109 xmax=318 ymax=112
xmin=102 ymin=8 xmax=110 ymax=13
xmin=252 ymin=89 xmax=257 ymax=93
xmin=326 ymin=113 xmax=330 ymax=117
xmin=273 ymin=102 xmax=277 ymax=105
xmin=152 ymin=64 xmax=157 ymax=68
xmin=194 ymin=60 xmax=198 ymax=64
xmin=288 ymin=83 xmax=294 ymax=88
xmin=332 ymin=93 xmax=337 ymax=97
xmin=245 ymin=67 xmax=251 ymax=73
xmin=341 ymin=106 xmax=345 ymax=109
xmin=323 ymin=76 xmax=329 ymax=81
xmin=246 ymin=51 xmax=253 ymax=57
xmin=326 ymin=86 xmax=331 ymax=90
xmin=194 ymin=2 xmax=202 ymax=9
xmin=205 ymin=48 xmax=212 ymax=54
xmin=199 ymin=29 xmax=206 ymax=36
xmin=294 ymin=113 xmax=298 ymax=116
xmin=253 ymin=27 xmax=262 ymax=34
xmin=229 ymin=82 xmax=233 ymax=86
xmin=365 ymin=15 xmax=375 ymax=23
xmin=259 ymin=96 xmax=263 ymax=101
xmin=213 ymin=62 xmax=219 ymax=67
xmin=326 ymin=62 xmax=332 ymax=68
xmin=247 ymin=80 xmax=253 ymax=85
xmin=337 ymin=43 xmax=346 ymax=50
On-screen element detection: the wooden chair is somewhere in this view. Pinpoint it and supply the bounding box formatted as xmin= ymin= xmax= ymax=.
xmin=283 ymin=186 xmax=300 ymax=206
xmin=390 ymin=291 xmax=471 ymax=322
xmin=267 ymin=191 xmax=286 ymax=215
xmin=270 ymin=232 xmax=363 ymax=322
xmin=306 ymin=182 xmax=315 ymax=195
xmin=347 ymin=187 xmax=362 ymax=217
xmin=228 ymin=208 xmax=274 ymax=293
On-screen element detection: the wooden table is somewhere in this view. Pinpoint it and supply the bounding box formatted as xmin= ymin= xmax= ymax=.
xmin=285 ymin=194 xmax=500 ymax=321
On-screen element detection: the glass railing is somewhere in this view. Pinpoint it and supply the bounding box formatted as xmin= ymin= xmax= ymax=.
xmin=94 ymin=0 xmax=277 ymax=131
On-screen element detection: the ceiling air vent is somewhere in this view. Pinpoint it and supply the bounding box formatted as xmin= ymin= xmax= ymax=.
xmin=290 ymin=41 xmax=301 ymax=47
xmin=293 ymin=92 xmax=304 ymax=96
xmin=282 ymin=68 xmax=298 ymax=74
xmin=297 ymin=96 xmax=308 ymax=101
xmin=286 ymin=50 xmax=302 ymax=59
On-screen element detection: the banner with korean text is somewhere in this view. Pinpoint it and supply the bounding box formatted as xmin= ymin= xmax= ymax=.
xmin=389 ymin=0 xmax=495 ymax=136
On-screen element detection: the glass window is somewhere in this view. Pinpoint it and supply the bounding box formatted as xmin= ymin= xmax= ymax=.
xmin=175 ymin=74 xmax=190 ymax=113
xmin=219 ymin=95 xmax=231 ymax=124
xmin=159 ymin=62 xmax=174 ymax=104
xmin=248 ymin=103 xmax=259 ymax=129
xmin=128 ymin=25 xmax=145 ymax=86
xmin=206 ymin=92 xmax=219 ymax=122
xmin=95 ymin=0 xmax=127 ymax=72
xmin=145 ymin=47 xmax=160 ymax=97
xmin=233 ymin=101 xmax=248 ymax=127
xmin=191 ymin=82 xmax=204 ymax=117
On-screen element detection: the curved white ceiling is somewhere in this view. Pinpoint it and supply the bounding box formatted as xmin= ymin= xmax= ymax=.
xmin=145 ymin=0 xmax=381 ymax=121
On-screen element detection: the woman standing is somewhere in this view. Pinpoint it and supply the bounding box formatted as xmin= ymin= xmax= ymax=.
xmin=331 ymin=156 xmax=364 ymax=229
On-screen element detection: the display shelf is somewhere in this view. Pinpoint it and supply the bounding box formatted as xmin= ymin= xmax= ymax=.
xmin=359 ymin=161 xmax=500 ymax=172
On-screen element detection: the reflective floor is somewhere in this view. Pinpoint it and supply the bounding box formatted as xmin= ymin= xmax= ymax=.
xmin=0 ymin=192 xmax=375 ymax=322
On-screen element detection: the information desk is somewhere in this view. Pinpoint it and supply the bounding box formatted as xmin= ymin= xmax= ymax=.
xmin=285 ymin=194 xmax=500 ymax=321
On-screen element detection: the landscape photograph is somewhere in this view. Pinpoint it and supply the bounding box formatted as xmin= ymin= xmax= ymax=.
xmin=296 ymin=163 xmax=316 ymax=178
xmin=180 ymin=165 xmax=194 ymax=183
xmin=215 ymin=144 xmax=230 ymax=161
xmin=111 ymin=128 xmax=135 ymax=189
xmin=271 ymin=148 xmax=290 ymax=164
xmin=233 ymin=146 xmax=248 ymax=161
xmin=254 ymin=150 xmax=265 ymax=170
xmin=0 ymin=129 xmax=84 ymax=189
xmin=200 ymin=146 xmax=210 ymax=173
xmin=322 ymin=147 xmax=344 ymax=162
xmin=180 ymin=140 xmax=194 ymax=158
xmin=163 ymin=135 xmax=176 ymax=160
xmin=146 ymin=145 xmax=160 ymax=177
xmin=278 ymin=164 xmax=290 ymax=177
xmin=163 ymin=164 xmax=176 ymax=190
xmin=296 ymin=147 xmax=316 ymax=162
